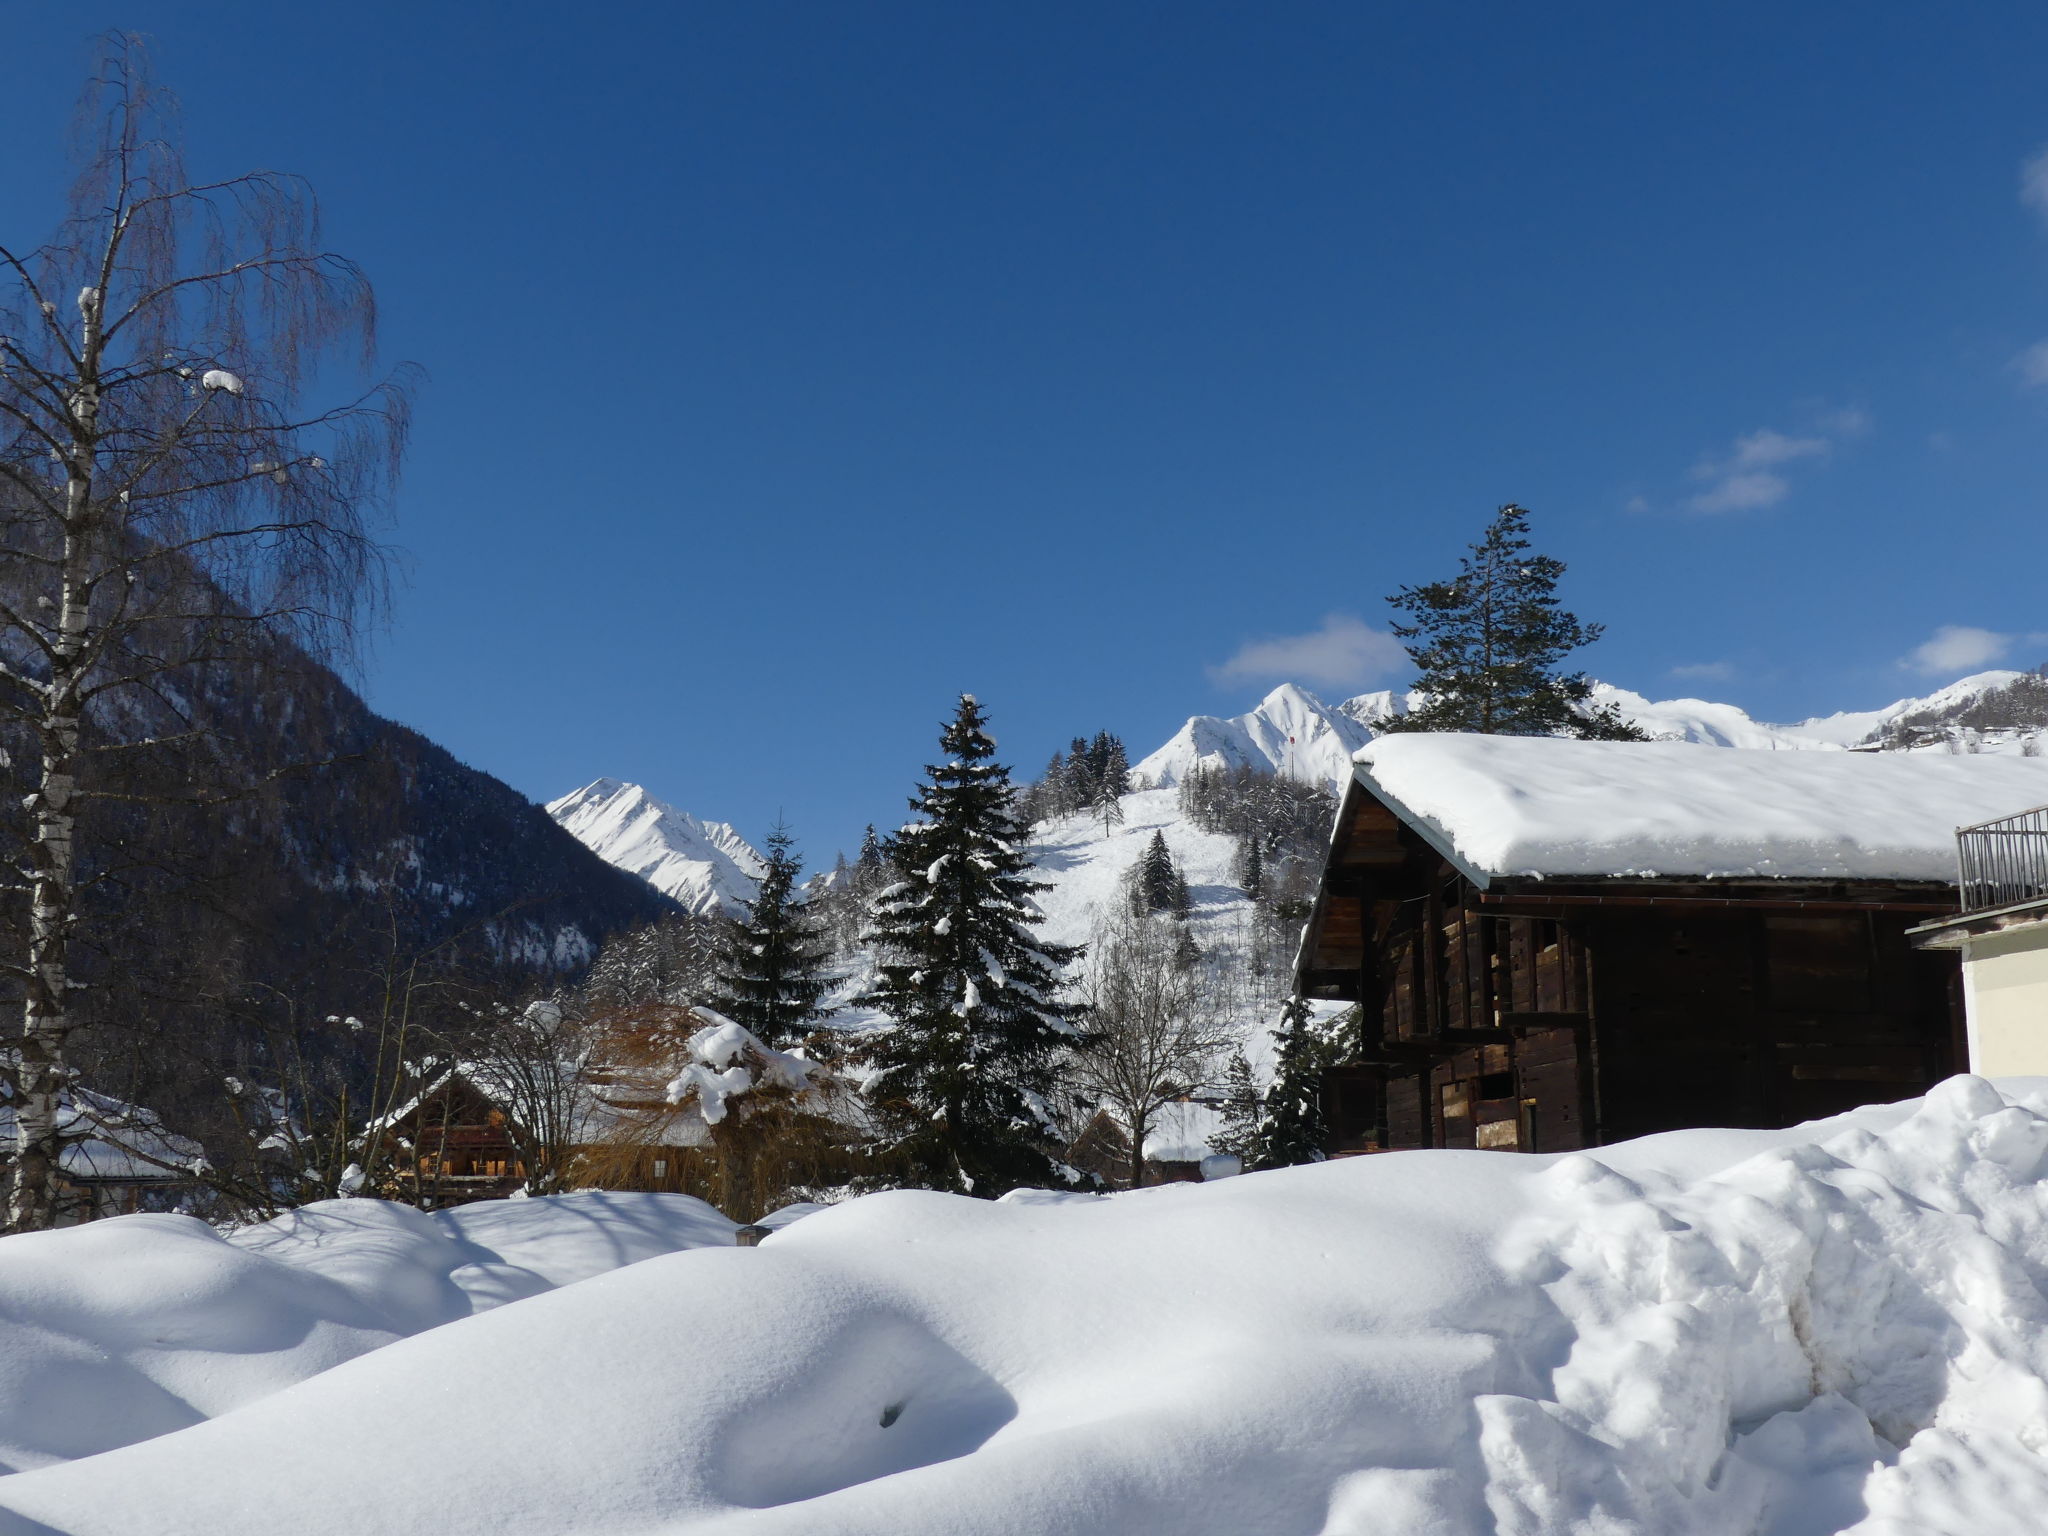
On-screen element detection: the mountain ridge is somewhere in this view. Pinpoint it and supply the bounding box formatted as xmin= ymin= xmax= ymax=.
xmin=552 ymin=667 xmax=2048 ymax=926
xmin=546 ymin=779 xmax=767 ymax=918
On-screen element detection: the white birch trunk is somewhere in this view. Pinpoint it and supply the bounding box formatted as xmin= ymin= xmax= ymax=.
xmin=10 ymin=285 xmax=103 ymax=1231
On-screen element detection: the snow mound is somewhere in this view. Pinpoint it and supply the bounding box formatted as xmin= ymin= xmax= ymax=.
xmin=23 ymin=1084 xmax=2048 ymax=1532
xmin=0 ymin=1191 xmax=735 ymax=1473
xmin=1357 ymin=732 xmax=2048 ymax=883
xmin=547 ymin=778 xmax=765 ymax=917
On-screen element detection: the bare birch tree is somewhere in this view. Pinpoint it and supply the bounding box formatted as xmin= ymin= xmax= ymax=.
xmin=0 ymin=36 xmax=409 ymax=1229
xmin=1072 ymin=907 xmax=1238 ymax=1188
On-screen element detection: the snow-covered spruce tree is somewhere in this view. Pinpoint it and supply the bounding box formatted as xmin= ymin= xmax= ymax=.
xmin=1237 ymin=838 xmax=1266 ymax=900
xmin=1128 ymin=830 xmax=1180 ymax=916
xmin=1249 ymin=996 xmax=1335 ymax=1169
xmin=708 ymin=822 xmax=833 ymax=1049
xmin=0 ymin=38 xmax=409 ymax=1230
xmin=1087 ymin=730 xmax=1128 ymax=830
xmin=1209 ymin=1050 xmax=1263 ymax=1167
xmin=1372 ymin=504 xmax=1644 ymax=740
xmin=856 ymin=694 xmax=1084 ymax=1196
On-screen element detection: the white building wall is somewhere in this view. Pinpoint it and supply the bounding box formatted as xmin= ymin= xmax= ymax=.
xmin=1963 ymin=922 xmax=2048 ymax=1076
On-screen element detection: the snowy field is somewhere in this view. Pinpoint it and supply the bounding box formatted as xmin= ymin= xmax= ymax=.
xmin=9 ymin=1082 xmax=2048 ymax=1532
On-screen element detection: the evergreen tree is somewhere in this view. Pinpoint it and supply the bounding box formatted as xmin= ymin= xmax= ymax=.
xmin=708 ymin=822 xmax=834 ymax=1048
xmin=1169 ymin=863 xmax=1193 ymax=921
xmin=1374 ymin=504 xmax=1646 ymax=740
xmin=1015 ymin=751 xmax=1068 ymax=825
xmin=1237 ymin=838 xmax=1266 ymax=900
xmin=854 ymin=824 xmax=888 ymax=889
xmin=856 ymin=695 xmax=1085 ymax=1196
xmin=1088 ymin=730 xmax=1129 ymax=829
xmin=1066 ymin=736 xmax=1095 ymax=811
xmin=1130 ymin=831 xmax=1180 ymax=915
xmin=1250 ymin=996 xmax=1335 ymax=1169
xmin=1210 ymin=1051 xmax=1263 ymax=1166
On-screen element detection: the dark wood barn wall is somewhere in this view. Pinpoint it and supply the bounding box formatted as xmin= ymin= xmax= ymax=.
xmin=1308 ymin=788 xmax=1963 ymax=1155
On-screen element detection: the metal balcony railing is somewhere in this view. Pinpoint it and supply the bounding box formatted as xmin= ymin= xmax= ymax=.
xmin=1957 ymin=803 xmax=2048 ymax=914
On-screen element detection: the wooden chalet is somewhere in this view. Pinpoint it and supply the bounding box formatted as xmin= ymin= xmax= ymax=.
xmin=1294 ymin=734 xmax=2048 ymax=1154
xmin=368 ymin=1072 xmax=530 ymax=1204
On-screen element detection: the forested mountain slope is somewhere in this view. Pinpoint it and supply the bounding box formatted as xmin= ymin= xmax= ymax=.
xmin=0 ymin=650 xmax=678 ymax=1151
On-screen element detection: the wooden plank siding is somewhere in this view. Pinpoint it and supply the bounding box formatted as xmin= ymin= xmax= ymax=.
xmin=1303 ymin=776 xmax=1963 ymax=1157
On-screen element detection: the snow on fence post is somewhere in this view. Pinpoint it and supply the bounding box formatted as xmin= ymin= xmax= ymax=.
xmin=733 ymin=1224 xmax=773 ymax=1247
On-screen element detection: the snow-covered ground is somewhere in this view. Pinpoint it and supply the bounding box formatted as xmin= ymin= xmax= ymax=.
xmin=0 ymin=1191 xmax=739 ymax=1473
xmin=13 ymin=1079 xmax=2048 ymax=1532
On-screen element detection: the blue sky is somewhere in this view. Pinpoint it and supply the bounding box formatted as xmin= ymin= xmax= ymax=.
xmin=5 ymin=3 xmax=2048 ymax=861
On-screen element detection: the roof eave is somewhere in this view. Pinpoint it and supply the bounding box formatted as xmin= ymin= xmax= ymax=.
xmin=1351 ymin=763 xmax=1495 ymax=890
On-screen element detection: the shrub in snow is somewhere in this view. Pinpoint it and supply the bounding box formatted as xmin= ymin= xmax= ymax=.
xmin=580 ymin=1002 xmax=860 ymax=1222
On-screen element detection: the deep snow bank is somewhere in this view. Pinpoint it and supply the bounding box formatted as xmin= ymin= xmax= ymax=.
xmin=0 ymin=1191 xmax=735 ymax=1472
xmin=12 ymin=1085 xmax=2048 ymax=1533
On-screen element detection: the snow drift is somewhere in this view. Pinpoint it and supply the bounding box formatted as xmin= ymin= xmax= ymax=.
xmin=15 ymin=1080 xmax=2048 ymax=1532
xmin=0 ymin=1191 xmax=737 ymax=1473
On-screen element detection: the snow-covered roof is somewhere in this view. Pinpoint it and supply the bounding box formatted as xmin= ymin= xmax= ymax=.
xmin=1353 ymin=733 xmax=2048 ymax=884
xmin=0 ymin=1088 xmax=204 ymax=1181
xmin=1140 ymin=1099 xmax=1224 ymax=1164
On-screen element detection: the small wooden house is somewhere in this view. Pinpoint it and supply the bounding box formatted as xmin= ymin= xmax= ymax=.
xmin=366 ymin=1072 xmax=530 ymax=1204
xmin=1294 ymin=734 xmax=2048 ymax=1154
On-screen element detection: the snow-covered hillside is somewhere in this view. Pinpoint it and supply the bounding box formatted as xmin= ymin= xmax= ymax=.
xmin=546 ymin=779 xmax=765 ymax=918
xmin=1023 ymin=788 xmax=1247 ymax=955
xmin=16 ymin=1076 xmax=2048 ymax=1533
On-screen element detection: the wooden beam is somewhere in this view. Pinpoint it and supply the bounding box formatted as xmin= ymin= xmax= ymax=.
xmin=1477 ymin=892 xmax=1954 ymax=915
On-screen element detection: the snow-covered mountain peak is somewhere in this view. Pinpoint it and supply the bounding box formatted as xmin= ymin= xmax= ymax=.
xmin=1133 ymin=684 xmax=1392 ymax=793
xmin=545 ymin=780 xmax=764 ymax=919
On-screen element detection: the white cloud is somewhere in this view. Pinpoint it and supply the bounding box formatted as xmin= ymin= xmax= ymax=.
xmin=1688 ymin=470 xmax=1794 ymax=514
xmin=1680 ymin=416 xmax=1858 ymax=514
xmin=1725 ymin=428 xmax=1831 ymax=470
xmin=2021 ymin=145 xmax=2048 ymax=222
xmin=1209 ymin=614 xmax=1407 ymax=690
xmin=1817 ymin=406 xmax=1871 ymax=438
xmin=1668 ymin=661 xmax=1735 ymax=683
xmin=1901 ymin=625 xmax=2012 ymax=677
xmin=2014 ymin=340 xmax=2048 ymax=389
